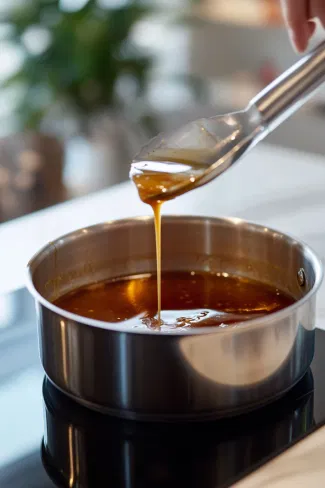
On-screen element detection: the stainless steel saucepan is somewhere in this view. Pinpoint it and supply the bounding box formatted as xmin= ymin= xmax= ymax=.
xmin=27 ymin=216 xmax=323 ymax=421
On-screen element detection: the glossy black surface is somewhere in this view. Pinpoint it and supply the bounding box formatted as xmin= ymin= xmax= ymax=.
xmin=1 ymin=288 xmax=325 ymax=487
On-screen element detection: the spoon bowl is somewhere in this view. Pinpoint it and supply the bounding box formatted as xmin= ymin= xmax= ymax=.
xmin=131 ymin=108 xmax=262 ymax=201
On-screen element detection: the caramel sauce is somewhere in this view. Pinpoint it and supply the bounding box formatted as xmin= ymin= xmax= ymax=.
xmin=152 ymin=201 xmax=162 ymax=323
xmin=130 ymin=157 xmax=208 ymax=204
xmin=54 ymin=271 xmax=294 ymax=330
xmin=130 ymin=155 xmax=208 ymax=325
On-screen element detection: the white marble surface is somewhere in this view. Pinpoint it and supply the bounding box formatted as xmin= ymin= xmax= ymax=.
xmin=1 ymin=142 xmax=325 ymax=325
xmin=234 ymin=424 xmax=325 ymax=487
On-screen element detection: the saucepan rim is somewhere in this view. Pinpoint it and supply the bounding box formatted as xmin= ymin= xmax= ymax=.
xmin=26 ymin=215 xmax=323 ymax=336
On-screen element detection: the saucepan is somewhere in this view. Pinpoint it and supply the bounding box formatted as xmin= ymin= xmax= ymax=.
xmin=27 ymin=216 xmax=323 ymax=421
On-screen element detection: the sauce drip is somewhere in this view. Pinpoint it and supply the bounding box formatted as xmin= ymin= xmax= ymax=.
xmin=152 ymin=201 xmax=162 ymax=324
xmin=130 ymin=154 xmax=207 ymax=324
xmin=54 ymin=271 xmax=295 ymax=331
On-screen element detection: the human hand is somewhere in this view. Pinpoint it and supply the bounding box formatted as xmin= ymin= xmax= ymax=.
xmin=281 ymin=0 xmax=324 ymax=52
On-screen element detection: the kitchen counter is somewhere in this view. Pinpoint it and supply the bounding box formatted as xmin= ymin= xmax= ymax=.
xmin=2 ymin=142 xmax=325 ymax=323
xmin=234 ymin=422 xmax=325 ymax=487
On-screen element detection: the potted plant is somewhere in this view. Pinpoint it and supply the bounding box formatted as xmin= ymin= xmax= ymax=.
xmin=1 ymin=0 xmax=155 ymax=198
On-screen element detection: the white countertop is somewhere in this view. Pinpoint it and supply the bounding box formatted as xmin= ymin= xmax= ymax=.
xmin=2 ymin=142 xmax=325 ymax=325
xmin=234 ymin=423 xmax=325 ymax=487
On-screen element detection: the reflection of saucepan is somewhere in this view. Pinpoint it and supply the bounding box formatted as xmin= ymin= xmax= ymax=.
xmin=42 ymin=373 xmax=314 ymax=488
xmin=27 ymin=216 xmax=322 ymax=420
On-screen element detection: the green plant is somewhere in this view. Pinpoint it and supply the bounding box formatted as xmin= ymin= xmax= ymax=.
xmin=2 ymin=0 xmax=153 ymax=130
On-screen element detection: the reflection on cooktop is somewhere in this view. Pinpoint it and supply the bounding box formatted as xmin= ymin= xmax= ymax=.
xmin=42 ymin=372 xmax=314 ymax=488
xmin=2 ymin=327 xmax=325 ymax=488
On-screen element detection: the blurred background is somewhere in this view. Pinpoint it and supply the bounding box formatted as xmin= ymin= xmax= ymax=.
xmin=0 ymin=0 xmax=325 ymax=223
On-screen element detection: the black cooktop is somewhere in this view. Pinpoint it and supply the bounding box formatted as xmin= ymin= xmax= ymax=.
xmin=1 ymin=288 xmax=325 ymax=488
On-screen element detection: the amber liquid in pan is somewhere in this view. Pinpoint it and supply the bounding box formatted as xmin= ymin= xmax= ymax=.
xmin=54 ymin=271 xmax=295 ymax=330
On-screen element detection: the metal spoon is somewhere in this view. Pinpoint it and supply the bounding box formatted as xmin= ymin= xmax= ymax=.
xmin=131 ymin=41 xmax=325 ymax=201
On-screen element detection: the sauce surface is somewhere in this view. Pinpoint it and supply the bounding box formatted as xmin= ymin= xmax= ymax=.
xmin=130 ymin=157 xmax=207 ymax=204
xmin=54 ymin=271 xmax=295 ymax=331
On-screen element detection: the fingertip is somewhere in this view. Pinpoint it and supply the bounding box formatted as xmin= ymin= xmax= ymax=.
xmin=307 ymin=20 xmax=317 ymax=37
xmin=289 ymin=19 xmax=315 ymax=54
xmin=289 ymin=30 xmax=307 ymax=53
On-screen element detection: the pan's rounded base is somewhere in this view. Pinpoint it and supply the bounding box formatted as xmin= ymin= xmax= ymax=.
xmin=45 ymin=369 xmax=310 ymax=423
xmin=42 ymin=370 xmax=315 ymax=488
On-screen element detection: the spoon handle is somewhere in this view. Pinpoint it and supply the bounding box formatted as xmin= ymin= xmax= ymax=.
xmin=250 ymin=41 xmax=325 ymax=133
